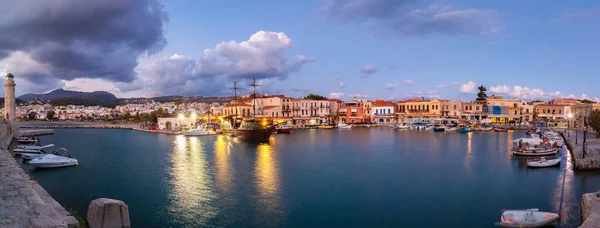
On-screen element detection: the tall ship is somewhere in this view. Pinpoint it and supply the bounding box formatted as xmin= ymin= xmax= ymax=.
xmin=220 ymin=79 xmax=274 ymax=143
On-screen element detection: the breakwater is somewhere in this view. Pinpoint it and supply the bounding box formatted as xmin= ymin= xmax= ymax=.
xmin=0 ymin=120 xmax=78 ymax=227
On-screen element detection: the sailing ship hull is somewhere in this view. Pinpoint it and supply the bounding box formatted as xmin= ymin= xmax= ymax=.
xmin=230 ymin=129 xmax=273 ymax=142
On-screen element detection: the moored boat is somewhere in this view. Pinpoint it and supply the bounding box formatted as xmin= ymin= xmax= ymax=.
xmin=274 ymin=124 xmax=292 ymax=134
xmin=394 ymin=123 xmax=410 ymax=130
xmin=336 ymin=122 xmax=352 ymax=129
xmin=28 ymin=148 xmax=78 ymax=168
xmin=225 ymin=118 xmax=274 ymax=143
xmin=183 ymin=124 xmax=217 ymax=136
xmin=459 ymin=126 xmax=471 ymax=133
xmin=527 ymin=157 xmax=561 ymax=168
xmin=511 ymin=147 xmax=560 ymax=156
xmin=494 ymin=127 xmax=507 ymax=132
xmin=495 ymin=208 xmax=559 ymax=227
xmin=16 ymin=136 xmax=38 ymax=144
xmin=13 ymin=144 xmax=54 ymax=154
xmin=317 ymin=125 xmax=334 ymax=130
xmin=433 ymin=125 xmax=446 ymax=132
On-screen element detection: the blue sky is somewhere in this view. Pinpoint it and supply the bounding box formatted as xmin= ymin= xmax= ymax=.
xmin=1 ymin=0 xmax=599 ymax=101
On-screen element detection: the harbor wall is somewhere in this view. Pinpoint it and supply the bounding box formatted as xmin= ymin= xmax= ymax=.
xmin=0 ymin=120 xmax=79 ymax=228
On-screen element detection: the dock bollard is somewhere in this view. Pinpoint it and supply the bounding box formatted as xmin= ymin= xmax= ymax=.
xmin=87 ymin=198 xmax=131 ymax=228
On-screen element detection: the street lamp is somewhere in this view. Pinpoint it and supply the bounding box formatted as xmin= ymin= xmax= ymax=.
xmin=178 ymin=113 xmax=184 ymax=120
xmin=567 ymin=113 xmax=573 ymax=137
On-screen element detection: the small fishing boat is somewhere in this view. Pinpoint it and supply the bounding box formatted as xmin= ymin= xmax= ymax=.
xmin=15 ymin=136 xmax=38 ymax=144
xmin=394 ymin=123 xmax=410 ymax=130
xmin=495 ymin=208 xmax=559 ymax=227
xmin=336 ymin=122 xmax=352 ymax=129
xmin=13 ymin=144 xmax=55 ymax=155
xmin=527 ymin=157 xmax=561 ymax=168
xmin=511 ymin=147 xmax=560 ymax=156
xmin=28 ymin=148 xmax=78 ymax=168
xmin=317 ymin=125 xmax=333 ymax=130
xmin=459 ymin=126 xmax=471 ymax=133
xmin=494 ymin=127 xmax=507 ymax=132
xmin=183 ymin=124 xmax=217 ymax=136
xmin=433 ymin=125 xmax=446 ymax=132
xmin=273 ymin=124 xmax=292 ymax=134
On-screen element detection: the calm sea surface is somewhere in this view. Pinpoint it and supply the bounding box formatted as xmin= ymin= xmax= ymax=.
xmin=14 ymin=125 xmax=600 ymax=227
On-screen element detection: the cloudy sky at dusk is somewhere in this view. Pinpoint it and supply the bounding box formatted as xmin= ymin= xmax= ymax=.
xmin=0 ymin=0 xmax=599 ymax=101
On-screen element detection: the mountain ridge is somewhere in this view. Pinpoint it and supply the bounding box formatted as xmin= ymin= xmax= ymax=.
xmin=18 ymin=89 xmax=118 ymax=102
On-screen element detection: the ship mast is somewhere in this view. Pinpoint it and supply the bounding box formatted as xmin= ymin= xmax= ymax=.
xmin=249 ymin=78 xmax=261 ymax=118
xmin=230 ymin=81 xmax=240 ymax=118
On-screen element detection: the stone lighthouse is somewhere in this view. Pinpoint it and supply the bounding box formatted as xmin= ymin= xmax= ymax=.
xmin=4 ymin=73 xmax=16 ymax=120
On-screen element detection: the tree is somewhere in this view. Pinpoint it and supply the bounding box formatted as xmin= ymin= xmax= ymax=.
xmin=476 ymin=86 xmax=487 ymax=101
xmin=305 ymin=93 xmax=327 ymax=100
xmin=27 ymin=111 xmax=37 ymax=120
xmin=588 ymin=109 xmax=600 ymax=138
xmin=46 ymin=110 xmax=56 ymax=121
xmin=175 ymin=98 xmax=183 ymax=106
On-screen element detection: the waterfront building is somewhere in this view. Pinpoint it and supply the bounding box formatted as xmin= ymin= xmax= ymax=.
xmin=521 ymin=104 xmax=535 ymax=122
xmin=550 ymin=98 xmax=581 ymax=106
xmin=440 ymin=100 xmax=463 ymax=119
xmin=534 ymin=104 xmax=569 ymax=122
xmin=337 ymin=98 xmax=370 ymax=123
xmin=396 ymin=98 xmax=441 ymax=123
xmin=485 ymin=96 xmax=527 ymax=123
xmin=370 ymin=100 xmax=396 ymax=124
xmin=461 ymin=102 xmax=485 ymax=121
xmin=570 ymin=103 xmax=600 ymax=130
xmin=157 ymin=117 xmax=195 ymax=131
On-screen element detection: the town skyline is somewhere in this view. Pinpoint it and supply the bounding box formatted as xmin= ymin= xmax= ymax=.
xmin=1 ymin=0 xmax=599 ymax=101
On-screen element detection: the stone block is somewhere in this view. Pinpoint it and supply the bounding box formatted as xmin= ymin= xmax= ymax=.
xmin=87 ymin=198 xmax=131 ymax=228
xmin=30 ymin=216 xmax=68 ymax=228
xmin=581 ymin=191 xmax=600 ymax=227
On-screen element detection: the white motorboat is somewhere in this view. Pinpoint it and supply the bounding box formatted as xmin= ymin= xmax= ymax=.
xmin=14 ymin=144 xmax=55 ymax=155
xmin=395 ymin=123 xmax=411 ymax=130
xmin=21 ymin=153 xmax=46 ymax=160
xmin=527 ymin=157 xmax=561 ymax=168
xmin=495 ymin=208 xmax=559 ymax=227
xmin=337 ymin=122 xmax=352 ymax=129
xmin=28 ymin=148 xmax=78 ymax=168
xmin=15 ymin=136 xmax=38 ymax=144
xmin=183 ymin=124 xmax=217 ymax=136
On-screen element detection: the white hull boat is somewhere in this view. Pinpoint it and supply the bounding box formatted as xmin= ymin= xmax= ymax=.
xmin=337 ymin=123 xmax=352 ymax=129
xmin=14 ymin=144 xmax=54 ymax=155
xmin=511 ymin=148 xmax=559 ymax=156
xmin=395 ymin=124 xmax=410 ymax=130
xmin=183 ymin=124 xmax=217 ymax=136
xmin=527 ymin=157 xmax=561 ymax=168
xmin=28 ymin=148 xmax=78 ymax=168
xmin=16 ymin=137 xmax=38 ymax=144
xmin=495 ymin=209 xmax=559 ymax=227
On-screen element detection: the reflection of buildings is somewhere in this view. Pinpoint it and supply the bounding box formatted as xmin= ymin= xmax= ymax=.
xmin=214 ymin=135 xmax=232 ymax=193
xmin=255 ymin=144 xmax=280 ymax=198
xmin=169 ymin=136 xmax=217 ymax=225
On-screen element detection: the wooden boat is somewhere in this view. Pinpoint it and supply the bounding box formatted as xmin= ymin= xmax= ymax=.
xmin=459 ymin=127 xmax=471 ymax=133
xmin=317 ymin=125 xmax=333 ymax=130
xmin=511 ymin=147 xmax=559 ymax=156
xmin=495 ymin=208 xmax=559 ymax=227
xmin=433 ymin=125 xmax=446 ymax=132
xmin=494 ymin=127 xmax=507 ymax=132
xmin=273 ymin=125 xmax=292 ymax=134
xmin=527 ymin=157 xmax=561 ymax=168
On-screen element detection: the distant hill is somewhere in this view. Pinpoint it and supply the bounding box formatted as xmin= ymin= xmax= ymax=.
xmin=18 ymin=89 xmax=117 ymax=102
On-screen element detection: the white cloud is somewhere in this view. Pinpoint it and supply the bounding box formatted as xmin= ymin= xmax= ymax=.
xmin=403 ymin=80 xmax=412 ymax=86
xmin=339 ymin=81 xmax=346 ymax=89
xmin=385 ymin=83 xmax=398 ymax=90
xmin=459 ymin=81 xmax=476 ymax=93
xmin=489 ymin=85 xmax=510 ymax=94
xmin=435 ymin=84 xmax=446 ymax=88
xmin=361 ymin=65 xmax=378 ymax=74
xmin=452 ymin=81 xmax=460 ymax=85
xmin=329 ymin=92 xmax=344 ymax=99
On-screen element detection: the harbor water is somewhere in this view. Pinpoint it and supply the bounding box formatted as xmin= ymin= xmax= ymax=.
xmin=16 ymin=127 xmax=600 ymax=227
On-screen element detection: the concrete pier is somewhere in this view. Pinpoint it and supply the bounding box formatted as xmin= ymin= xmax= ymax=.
xmin=18 ymin=129 xmax=55 ymax=137
xmin=0 ymin=120 xmax=79 ymax=227
xmin=559 ymin=130 xmax=600 ymax=170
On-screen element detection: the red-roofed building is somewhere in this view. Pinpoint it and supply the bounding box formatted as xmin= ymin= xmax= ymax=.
xmin=371 ymin=100 xmax=395 ymax=123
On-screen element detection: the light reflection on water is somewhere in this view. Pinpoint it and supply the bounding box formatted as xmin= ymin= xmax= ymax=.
xmin=253 ymin=141 xmax=283 ymax=226
xmin=168 ymin=135 xmax=217 ymax=227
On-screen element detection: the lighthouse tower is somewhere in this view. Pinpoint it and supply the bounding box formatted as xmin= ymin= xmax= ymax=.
xmin=4 ymin=73 xmax=16 ymax=120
